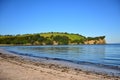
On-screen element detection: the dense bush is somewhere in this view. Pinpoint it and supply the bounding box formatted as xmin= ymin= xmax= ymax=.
xmin=0 ymin=32 xmax=105 ymax=45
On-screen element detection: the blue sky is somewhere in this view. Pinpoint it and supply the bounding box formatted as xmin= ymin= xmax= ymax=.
xmin=0 ymin=0 xmax=120 ymax=43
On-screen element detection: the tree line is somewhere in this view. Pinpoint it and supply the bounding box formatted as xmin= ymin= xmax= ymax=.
xmin=0 ymin=32 xmax=105 ymax=45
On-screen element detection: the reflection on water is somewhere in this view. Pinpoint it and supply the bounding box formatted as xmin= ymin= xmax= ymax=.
xmin=1 ymin=44 xmax=120 ymax=67
xmin=1 ymin=44 xmax=120 ymax=76
xmin=17 ymin=45 xmax=106 ymax=64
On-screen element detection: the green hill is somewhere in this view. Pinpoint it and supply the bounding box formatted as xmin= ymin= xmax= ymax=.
xmin=40 ymin=32 xmax=85 ymax=41
xmin=0 ymin=32 xmax=105 ymax=45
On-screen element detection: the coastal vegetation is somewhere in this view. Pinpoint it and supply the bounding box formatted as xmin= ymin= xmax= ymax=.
xmin=0 ymin=32 xmax=105 ymax=45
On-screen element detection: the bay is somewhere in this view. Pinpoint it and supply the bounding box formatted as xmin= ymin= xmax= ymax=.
xmin=0 ymin=44 xmax=120 ymax=76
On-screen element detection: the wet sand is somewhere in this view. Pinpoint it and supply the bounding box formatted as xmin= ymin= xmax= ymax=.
xmin=0 ymin=49 xmax=119 ymax=80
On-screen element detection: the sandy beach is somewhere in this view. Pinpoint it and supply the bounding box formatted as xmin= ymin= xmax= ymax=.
xmin=0 ymin=49 xmax=119 ymax=80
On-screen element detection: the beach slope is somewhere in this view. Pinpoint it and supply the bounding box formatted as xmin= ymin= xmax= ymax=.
xmin=0 ymin=49 xmax=119 ymax=80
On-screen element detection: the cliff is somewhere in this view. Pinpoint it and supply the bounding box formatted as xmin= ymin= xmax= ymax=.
xmin=0 ymin=32 xmax=106 ymax=45
xmin=84 ymin=36 xmax=106 ymax=44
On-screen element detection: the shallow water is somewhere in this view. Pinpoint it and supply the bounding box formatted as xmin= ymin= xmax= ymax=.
xmin=0 ymin=44 xmax=120 ymax=76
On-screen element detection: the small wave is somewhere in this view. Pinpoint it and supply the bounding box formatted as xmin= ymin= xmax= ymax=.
xmin=105 ymin=58 xmax=120 ymax=61
xmin=8 ymin=50 xmax=120 ymax=71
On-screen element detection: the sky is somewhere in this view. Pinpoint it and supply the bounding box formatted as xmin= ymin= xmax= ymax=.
xmin=0 ymin=0 xmax=120 ymax=43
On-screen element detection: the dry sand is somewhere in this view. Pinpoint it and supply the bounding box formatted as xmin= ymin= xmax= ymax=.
xmin=0 ymin=49 xmax=119 ymax=80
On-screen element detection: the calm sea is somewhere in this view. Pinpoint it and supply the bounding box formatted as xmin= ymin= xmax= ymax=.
xmin=0 ymin=44 xmax=120 ymax=76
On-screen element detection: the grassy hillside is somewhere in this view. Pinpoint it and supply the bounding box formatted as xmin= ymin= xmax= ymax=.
xmin=0 ymin=32 xmax=105 ymax=45
xmin=40 ymin=32 xmax=85 ymax=41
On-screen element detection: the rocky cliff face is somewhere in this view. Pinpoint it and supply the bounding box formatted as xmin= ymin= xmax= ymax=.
xmin=84 ymin=38 xmax=106 ymax=44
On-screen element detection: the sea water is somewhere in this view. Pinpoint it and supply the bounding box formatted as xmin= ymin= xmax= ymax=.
xmin=0 ymin=44 xmax=120 ymax=76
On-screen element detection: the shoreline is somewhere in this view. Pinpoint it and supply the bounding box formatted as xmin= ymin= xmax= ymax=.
xmin=0 ymin=49 xmax=119 ymax=80
xmin=2 ymin=47 xmax=120 ymax=77
xmin=0 ymin=44 xmax=107 ymax=46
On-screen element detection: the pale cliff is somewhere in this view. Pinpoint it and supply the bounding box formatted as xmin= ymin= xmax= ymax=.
xmin=84 ymin=36 xmax=106 ymax=44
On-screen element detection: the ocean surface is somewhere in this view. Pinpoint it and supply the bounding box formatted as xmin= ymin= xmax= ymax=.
xmin=0 ymin=44 xmax=120 ymax=76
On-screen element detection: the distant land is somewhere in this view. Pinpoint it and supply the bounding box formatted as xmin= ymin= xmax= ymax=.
xmin=0 ymin=32 xmax=106 ymax=45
